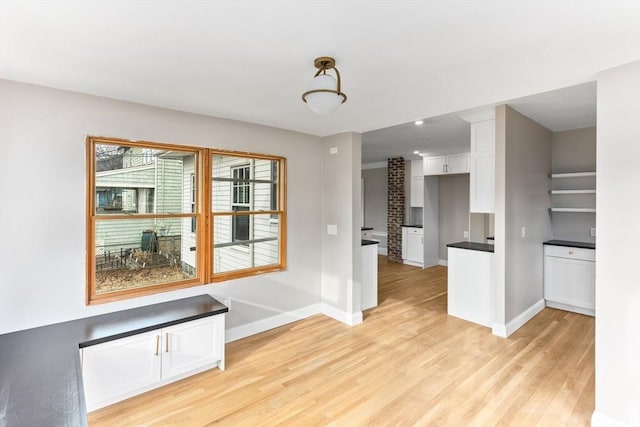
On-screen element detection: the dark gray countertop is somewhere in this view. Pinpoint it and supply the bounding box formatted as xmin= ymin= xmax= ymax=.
xmin=544 ymin=239 xmax=595 ymax=250
xmin=0 ymin=295 xmax=227 ymax=427
xmin=447 ymin=241 xmax=495 ymax=253
xmin=361 ymin=239 xmax=379 ymax=246
xmin=361 ymin=226 xmax=374 ymax=231
xmin=401 ymin=224 xmax=423 ymax=228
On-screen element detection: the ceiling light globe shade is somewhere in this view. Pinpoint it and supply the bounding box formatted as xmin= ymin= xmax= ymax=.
xmin=305 ymin=74 xmax=343 ymax=114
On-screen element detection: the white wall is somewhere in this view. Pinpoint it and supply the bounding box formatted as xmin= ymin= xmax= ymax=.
xmin=0 ymin=80 xmax=323 ymax=334
xmin=593 ymin=60 xmax=640 ymax=427
xmin=320 ymin=133 xmax=362 ymax=324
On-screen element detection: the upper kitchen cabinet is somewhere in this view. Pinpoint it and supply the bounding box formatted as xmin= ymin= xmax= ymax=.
xmin=423 ymin=153 xmax=469 ymax=176
xmin=410 ymin=160 xmax=424 ymax=207
xmin=461 ymin=109 xmax=495 ymax=213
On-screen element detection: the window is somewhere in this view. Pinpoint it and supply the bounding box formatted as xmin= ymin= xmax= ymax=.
xmin=86 ymin=137 xmax=286 ymax=304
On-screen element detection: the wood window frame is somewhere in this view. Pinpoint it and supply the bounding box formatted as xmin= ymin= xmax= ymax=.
xmin=86 ymin=137 xmax=287 ymax=305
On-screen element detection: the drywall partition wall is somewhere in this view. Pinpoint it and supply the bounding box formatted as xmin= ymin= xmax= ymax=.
xmin=0 ymin=79 xmax=323 ymax=335
xmin=593 ymin=60 xmax=640 ymax=427
xmin=551 ymin=127 xmax=596 ymax=243
xmin=493 ymin=105 xmax=552 ymax=337
xmin=503 ymin=106 xmax=552 ymax=325
xmin=362 ymin=167 xmax=387 ymax=232
xmin=438 ymin=174 xmax=470 ymax=261
xmin=320 ymin=132 xmax=362 ymax=325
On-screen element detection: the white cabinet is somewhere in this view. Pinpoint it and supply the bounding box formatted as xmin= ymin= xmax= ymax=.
xmin=83 ymin=315 xmax=225 ymax=412
xmin=361 ymin=228 xmax=373 ymax=239
xmin=423 ymin=153 xmax=469 ymax=176
xmin=402 ymin=226 xmax=423 ymax=267
xmin=410 ymin=177 xmax=424 ymax=207
xmin=448 ymin=246 xmax=493 ymax=327
xmin=410 ymin=159 xmax=423 ymax=177
xmin=361 ymin=242 xmax=379 ymax=310
xmin=544 ymin=245 xmax=595 ymax=316
xmin=462 ymin=109 xmax=495 ymax=213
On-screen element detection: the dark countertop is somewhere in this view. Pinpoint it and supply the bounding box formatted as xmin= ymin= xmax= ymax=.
xmin=544 ymin=239 xmax=595 ymax=250
xmin=361 ymin=226 xmax=374 ymax=231
xmin=487 ymin=236 xmax=495 ymax=241
xmin=401 ymin=224 xmax=423 ymax=228
xmin=361 ymin=239 xmax=379 ymax=246
xmin=0 ymin=295 xmax=227 ymax=427
xmin=447 ymin=241 xmax=495 ymax=253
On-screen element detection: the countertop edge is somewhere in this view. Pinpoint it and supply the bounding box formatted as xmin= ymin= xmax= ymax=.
xmin=543 ymin=240 xmax=596 ymax=250
xmin=447 ymin=241 xmax=495 ymax=253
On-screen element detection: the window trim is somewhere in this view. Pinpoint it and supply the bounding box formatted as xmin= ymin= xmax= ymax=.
xmin=86 ymin=136 xmax=286 ymax=305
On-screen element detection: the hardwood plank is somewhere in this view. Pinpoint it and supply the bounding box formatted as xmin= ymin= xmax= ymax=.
xmin=89 ymin=256 xmax=594 ymax=426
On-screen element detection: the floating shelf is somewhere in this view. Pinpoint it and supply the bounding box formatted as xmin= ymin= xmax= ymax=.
xmin=551 ymin=189 xmax=596 ymax=195
xmin=550 ymin=208 xmax=596 ymax=213
xmin=551 ymin=172 xmax=596 ymax=178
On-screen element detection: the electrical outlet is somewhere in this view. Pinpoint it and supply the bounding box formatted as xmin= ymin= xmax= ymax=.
xmin=330 ymin=146 xmax=338 ymax=155
xmin=590 ymin=228 xmax=596 ymax=237
xmin=223 ymin=298 xmax=232 ymax=310
xmin=521 ymin=226 xmax=526 ymax=239
xmin=463 ymin=230 xmax=469 ymax=239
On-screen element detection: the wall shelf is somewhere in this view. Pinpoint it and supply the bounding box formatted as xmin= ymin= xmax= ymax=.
xmin=550 ymin=208 xmax=596 ymax=213
xmin=550 ymin=189 xmax=596 ymax=195
xmin=551 ymin=172 xmax=596 ymax=178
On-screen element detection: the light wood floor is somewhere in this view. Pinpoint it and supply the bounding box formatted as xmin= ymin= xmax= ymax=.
xmin=89 ymin=257 xmax=594 ymax=426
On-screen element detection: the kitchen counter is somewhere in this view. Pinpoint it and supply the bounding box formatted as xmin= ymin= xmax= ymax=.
xmin=0 ymin=295 xmax=227 ymax=426
xmin=447 ymin=241 xmax=495 ymax=253
xmin=361 ymin=226 xmax=374 ymax=231
xmin=401 ymin=224 xmax=423 ymax=228
xmin=361 ymin=239 xmax=379 ymax=246
xmin=543 ymin=239 xmax=595 ymax=250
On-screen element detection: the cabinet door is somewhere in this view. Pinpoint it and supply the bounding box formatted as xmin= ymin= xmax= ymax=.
xmin=544 ymin=255 xmax=595 ymax=311
xmin=161 ymin=316 xmax=224 ymax=379
xmin=401 ymin=227 xmax=408 ymax=260
xmin=82 ymin=330 xmax=161 ymax=412
xmin=410 ymin=177 xmax=424 ymax=207
xmin=410 ymin=159 xmax=424 ymax=177
xmin=406 ymin=232 xmax=423 ymax=264
xmin=424 ymin=156 xmax=447 ymax=175
xmin=469 ymin=119 xmax=495 ymax=213
xmin=445 ymin=153 xmax=469 ymax=174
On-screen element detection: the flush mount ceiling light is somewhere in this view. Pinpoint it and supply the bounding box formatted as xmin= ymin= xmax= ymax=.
xmin=302 ymin=56 xmax=347 ymax=114
xmin=414 ymin=120 xmax=424 ymax=125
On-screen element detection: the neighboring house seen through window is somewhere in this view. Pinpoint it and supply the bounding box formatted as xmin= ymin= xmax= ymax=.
xmin=86 ymin=136 xmax=286 ymax=305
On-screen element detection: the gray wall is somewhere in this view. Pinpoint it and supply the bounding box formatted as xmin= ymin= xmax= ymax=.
xmin=438 ymin=174 xmax=470 ymax=260
xmin=503 ymin=105 xmax=553 ymax=322
xmin=0 ymin=79 xmax=323 ymax=334
xmin=551 ymin=127 xmax=596 ymax=242
xmin=321 ymin=133 xmax=362 ymax=320
xmin=362 ymin=167 xmax=387 ymax=233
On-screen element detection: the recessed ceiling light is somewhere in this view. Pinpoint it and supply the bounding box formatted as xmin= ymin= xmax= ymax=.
xmin=414 ymin=120 xmax=424 ymax=125
xmin=413 ymin=150 xmax=420 ymax=154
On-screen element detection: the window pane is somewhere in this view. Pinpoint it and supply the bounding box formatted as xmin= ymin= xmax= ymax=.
xmin=95 ymin=144 xmax=196 ymax=215
xmin=212 ymin=214 xmax=280 ymax=274
xmin=94 ymin=218 xmax=196 ymax=295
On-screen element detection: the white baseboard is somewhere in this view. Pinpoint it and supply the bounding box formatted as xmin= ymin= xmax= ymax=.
xmin=378 ymin=247 xmax=388 ymax=256
xmin=438 ymin=259 xmax=448 ymax=266
xmin=545 ymin=300 xmax=595 ymax=317
xmin=492 ymin=299 xmax=545 ymax=338
xmin=320 ymin=303 xmax=363 ymax=326
xmin=591 ymin=410 xmax=629 ymax=427
xmin=403 ymin=260 xmax=423 ymax=268
xmin=226 ymin=304 xmax=321 ymax=343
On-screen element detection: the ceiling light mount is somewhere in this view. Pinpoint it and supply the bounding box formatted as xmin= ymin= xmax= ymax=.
xmin=302 ymin=56 xmax=347 ymax=114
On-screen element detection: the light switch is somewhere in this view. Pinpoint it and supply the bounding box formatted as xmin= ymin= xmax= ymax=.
xmin=521 ymin=226 xmax=526 ymax=239
xmin=327 ymin=224 xmax=338 ymax=235
xmin=330 ymin=147 xmax=338 ymax=155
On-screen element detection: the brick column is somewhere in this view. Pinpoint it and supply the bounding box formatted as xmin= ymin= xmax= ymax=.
xmin=387 ymin=157 xmax=405 ymax=262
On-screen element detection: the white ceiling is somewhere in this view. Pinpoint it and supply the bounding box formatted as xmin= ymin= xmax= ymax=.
xmin=1 ymin=2 xmax=638 ymax=141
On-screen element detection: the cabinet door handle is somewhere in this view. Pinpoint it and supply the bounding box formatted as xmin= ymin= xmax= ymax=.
xmin=443 ymin=164 xmax=446 ymax=174
xmin=165 ymin=333 xmax=169 ymax=353
xmin=569 ymin=251 xmax=574 ymax=255
xmin=155 ymin=335 xmax=160 ymax=356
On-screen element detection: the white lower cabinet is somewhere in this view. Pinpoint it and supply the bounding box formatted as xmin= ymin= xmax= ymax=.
xmin=402 ymin=226 xmax=423 ymax=267
xmin=544 ymin=245 xmax=595 ymax=316
xmin=83 ymin=315 xmax=225 ymax=412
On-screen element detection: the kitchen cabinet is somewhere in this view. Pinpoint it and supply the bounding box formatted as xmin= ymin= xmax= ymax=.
xmin=402 ymin=226 xmax=423 ymax=267
xmin=423 ymin=153 xmax=469 ymax=176
xmin=410 ymin=159 xmax=423 ymax=177
xmin=447 ymin=245 xmax=493 ymax=327
xmin=83 ymin=315 xmax=225 ymax=411
xmin=410 ymin=177 xmax=424 ymax=207
xmin=361 ymin=240 xmax=379 ymax=310
xmin=544 ymin=244 xmax=595 ymax=316
xmin=361 ymin=227 xmax=373 ymax=239
xmin=462 ymin=109 xmax=495 ymax=213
